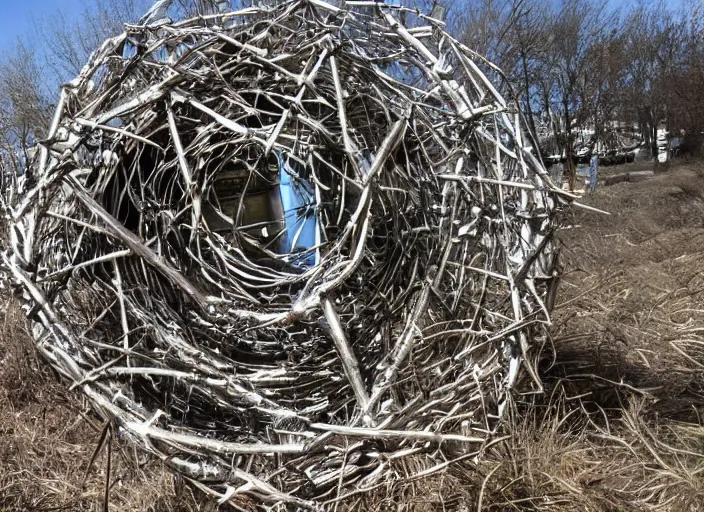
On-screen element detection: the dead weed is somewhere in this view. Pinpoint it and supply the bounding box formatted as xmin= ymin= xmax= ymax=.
xmin=0 ymin=300 xmax=215 ymax=511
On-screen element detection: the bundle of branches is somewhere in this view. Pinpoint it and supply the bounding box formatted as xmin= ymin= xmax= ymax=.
xmin=2 ymin=0 xmax=572 ymax=508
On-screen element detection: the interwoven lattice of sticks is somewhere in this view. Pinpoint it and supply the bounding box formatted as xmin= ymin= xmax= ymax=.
xmin=3 ymin=0 xmax=573 ymax=508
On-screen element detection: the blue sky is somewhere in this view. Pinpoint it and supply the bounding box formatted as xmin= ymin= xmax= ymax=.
xmin=0 ymin=0 xmax=84 ymax=51
xmin=0 ymin=0 xmax=689 ymax=54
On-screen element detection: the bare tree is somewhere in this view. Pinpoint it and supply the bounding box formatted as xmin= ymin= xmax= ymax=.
xmin=0 ymin=0 xmax=158 ymax=185
xmin=543 ymin=0 xmax=613 ymax=188
xmin=33 ymin=0 xmax=152 ymax=83
xmin=5 ymin=0 xmax=704 ymax=186
xmin=620 ymin=2 xmax=683 ymax=157
xmin=0 ymin=42 xmax=52 ymax=175
xmin=457 ymin=0 xmax=523 ymax=65
xmin=505 ymin=0 xmax=549 ymax=149
xmin=644 ymin=4 xmax=704 ymax=153
xmin=574 ymin=23 xmax=628 ymax=160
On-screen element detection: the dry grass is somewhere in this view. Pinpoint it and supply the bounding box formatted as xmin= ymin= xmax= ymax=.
xmin=542 ymin=161 xmax=704 ymax=510
xmin=0 ymin=301 xmax=219 ymax=512
xmin=338 ymin=390 xmax=703 ymax=511
xmin=553 ymin=163 xmax=704 ymax=416
xmin=2 ymin=162 xmax=704 ymax=511
xmin=340 ymin=162 xmax=704 ymax=511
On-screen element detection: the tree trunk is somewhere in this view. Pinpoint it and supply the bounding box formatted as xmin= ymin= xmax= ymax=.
xmin=639 ymin=118 xmax=647 ymax=154
xmin=520 ymin=51 xmax=539 ymax=143
xmin=563 ymin=98 xmax=576 ymax=190
xmin=567 ymin=134 xmax=576 ymax=190
xmin=647 ymin=108 xmax=658 ymax=159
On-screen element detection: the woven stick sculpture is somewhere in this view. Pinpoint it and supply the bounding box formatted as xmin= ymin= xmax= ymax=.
xmin=3 ymin=0 xmax=571 ymax=508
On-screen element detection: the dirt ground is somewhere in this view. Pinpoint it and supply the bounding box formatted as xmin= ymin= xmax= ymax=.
xmin=552 ymin=160 xmax=704 ymax=419
xmin=1 ymin=160 xmax=703 ymax=511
